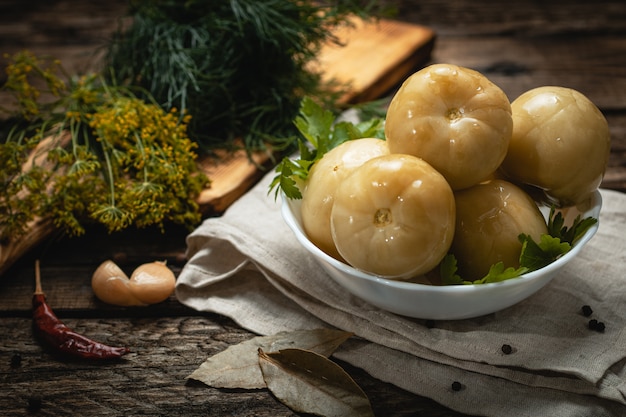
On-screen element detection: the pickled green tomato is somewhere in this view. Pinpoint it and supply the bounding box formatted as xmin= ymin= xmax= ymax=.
xmin=501 ymin=86 xmax=610 ymax=206
xmin=384 ymin=64 xmax=513 ymax=190
xmin=330 ymin=154 xmax=455 ymax=279
xmin=301 ymin=138 xmax=389 ymax=260
xmin=451 ymin=179 xmax=548 ymax=281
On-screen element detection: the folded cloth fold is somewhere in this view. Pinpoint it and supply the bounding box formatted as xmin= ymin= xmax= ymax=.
xmin=176 ymin=170 xmax=626 ymax=417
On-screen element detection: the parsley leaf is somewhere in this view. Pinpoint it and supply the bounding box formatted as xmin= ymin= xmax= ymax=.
xmin=518 ymin=233 xmax=571 ymax=270
xmin=293 ymin=97 xmax=336 ymax=153
xmin=269 ymin=97 xmax=385 ymax=199
xmin=440 ymin=254 xmax=463 ymax=285
xmin=547 ymin=207 xmax=598 ymax=244
xmin=476 ymin=262 xmax=529 ymax=284
xmin=440 ymin=255 xmax=527 ymax=285
xmin=270 ymin=159 xmax=305 ymax=200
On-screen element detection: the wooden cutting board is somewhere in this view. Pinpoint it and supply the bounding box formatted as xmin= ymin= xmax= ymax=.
xmin=197 ymin=18 xmax=435 ymax=214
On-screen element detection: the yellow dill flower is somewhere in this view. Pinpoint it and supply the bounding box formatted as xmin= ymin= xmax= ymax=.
xmin=1 ymin=51 xmax=208 ymax=239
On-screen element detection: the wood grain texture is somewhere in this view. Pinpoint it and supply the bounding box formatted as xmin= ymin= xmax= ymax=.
xmin=195 ymin=146 xmax=275 ymax=214
xmin=314 ymin=17 xmax=435 ymax=103
xmin=1 ymin=315 xmax=466 ymax=417
xmin=1 ymin=1 xmax=626 ymax=416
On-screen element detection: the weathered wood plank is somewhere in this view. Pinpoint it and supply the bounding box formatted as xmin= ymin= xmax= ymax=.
xmin=604 ymin=113 xmax=626 ymax=192
xmin=430 ymin=35 xmax=626 ymax=110
xmin=394 ymin=0 xmax=626 ymax=36
xmin=1 ymin=1 xmax=625 ymax=416
xmin=0 ymin=316 xmax=298 ymax=417
xmin=0 ymin=0 xmax=126 ymax=76
xmin=0 ymin=316 xmax=465 ymax=417
xmin=314 ymin=17 xmax=435 ymax=103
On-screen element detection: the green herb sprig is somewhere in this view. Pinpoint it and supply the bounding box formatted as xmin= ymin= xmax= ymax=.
xmin=0 ymin=51 xmax=208 ymax=243
xmin=268 ymin=97 xmax=385 ymax=200
xmin=440 ymin=212 xmax=598 ymax=285
xmin=104 ymin=0 xmax=391 ymax=154
xmin=546 ymin=206 xmax=598 ymax=245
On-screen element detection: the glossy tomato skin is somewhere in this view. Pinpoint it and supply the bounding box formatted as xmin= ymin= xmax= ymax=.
xmin=501 ymin=86 xmax=610 ymax=206
xmin=330 ymin=154 xmax=455 ymax=279
xmin=451 ymin=179 xmax=548 ymax=281
xmin=301 ymin=138 xmax=389 ymax=260
xmin=385 ymin=64 xmax=513 ymax=190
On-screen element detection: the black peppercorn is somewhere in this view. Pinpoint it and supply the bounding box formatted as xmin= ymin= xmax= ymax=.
xmin=10 ymin=353 xmax=22 ymax=368
xmin=501 ymin=344 xmax=513 ymax=355
xmin=588 ymin=319 xmax=606 ymax=332
xmin=451 ymin=381 xmax=463 ymax=391
xmin=27 ymin=396 xmax=42 ymax=412
xmin=581 ymin=305 xmax=593 ymax=317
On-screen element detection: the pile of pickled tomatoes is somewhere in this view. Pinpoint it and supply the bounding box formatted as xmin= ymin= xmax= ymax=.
xmin=300 ymin=63 xmax=610 ymax=282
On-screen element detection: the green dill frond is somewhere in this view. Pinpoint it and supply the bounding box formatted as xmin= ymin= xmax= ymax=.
xmin=0 ymin=51 xmax=208 ymax=240
xmin=104 ymin=0 xmax=388 ymax=153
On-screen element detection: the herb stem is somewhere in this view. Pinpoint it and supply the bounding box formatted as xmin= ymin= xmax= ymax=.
xmin=101 ymin=143 xmax=117 ymax=208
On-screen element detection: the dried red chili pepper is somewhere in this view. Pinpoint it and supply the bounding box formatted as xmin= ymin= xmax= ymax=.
xmin=33 ymin=260 xmax=130 ymax=360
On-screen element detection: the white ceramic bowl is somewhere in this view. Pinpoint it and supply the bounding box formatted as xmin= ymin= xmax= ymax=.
xmin=281 ymin=191 xmax=602 ymax=320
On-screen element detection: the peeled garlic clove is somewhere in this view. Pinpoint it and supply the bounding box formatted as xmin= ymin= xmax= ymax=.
xmin=128 ymin=261 xmax=176 ymax=304
xmin=91 ymin=260 xmax=147 ymax=306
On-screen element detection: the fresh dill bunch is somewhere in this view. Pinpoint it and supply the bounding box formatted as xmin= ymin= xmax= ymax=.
xmin=0 ymin=51 xmax=208 ymax=243
xmin=104 ymin=0 xmax=388 ymax=154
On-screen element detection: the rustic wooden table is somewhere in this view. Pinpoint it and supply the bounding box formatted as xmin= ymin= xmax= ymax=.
xmin=1 ymin=1 xmax=625 ymax=416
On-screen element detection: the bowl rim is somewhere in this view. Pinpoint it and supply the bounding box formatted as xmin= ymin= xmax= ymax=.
xmin=281 ymin=189 xmax=602 ymax=293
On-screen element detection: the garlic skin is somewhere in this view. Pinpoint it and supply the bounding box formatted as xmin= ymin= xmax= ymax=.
xmin=91 ymin=260 xmax=175 ymax=307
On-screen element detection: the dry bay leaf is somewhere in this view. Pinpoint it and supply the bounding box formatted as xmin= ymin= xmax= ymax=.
xmin=187 ymin=328 xmax=353 ymax=389
xmin=258 ymin=348 xmax=374 ymax=417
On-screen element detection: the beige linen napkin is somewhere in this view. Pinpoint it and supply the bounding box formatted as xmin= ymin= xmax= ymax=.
xmin=176 ymin=170 xmax=626 ymax=417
